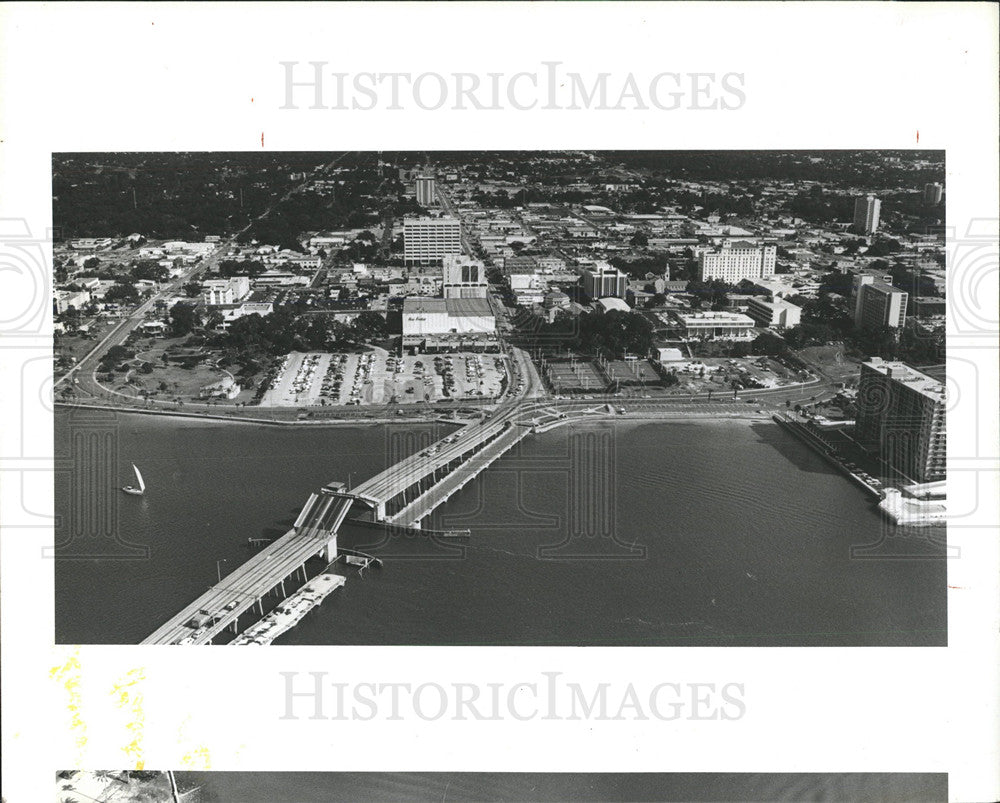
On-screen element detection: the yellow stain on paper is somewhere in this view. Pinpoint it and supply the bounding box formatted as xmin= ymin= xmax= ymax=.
xmin=181 ymin=744 xmax=212 ymax=769
xmin=111 ymin=667 xmax=147 ymax=770
xmin=49 ymin=647 xmax=87 ymax=765
xmin=177 ymin=714 xmax=213 ymax=770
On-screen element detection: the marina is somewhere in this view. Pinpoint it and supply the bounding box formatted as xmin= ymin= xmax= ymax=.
xmin=229 ymin=574 xmax=347 ymax=646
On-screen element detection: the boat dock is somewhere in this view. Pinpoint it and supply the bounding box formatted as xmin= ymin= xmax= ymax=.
xmin=772 ymin=414 xmax=885 ymax=499
xmin=229 ymin=573 xmax=346 ymax=645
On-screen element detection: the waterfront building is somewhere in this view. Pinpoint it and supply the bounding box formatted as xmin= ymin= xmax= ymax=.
xmin=856 ymin=358 xmax=946 ymax=483
xmin=698 ymin=242 xmax=777 ymax=283
xmin=401 ymin=296 xmax=497 ymax=352
xmin=404 ymin=217 xmax=462 ymax=266
xmin=852 ymin=195 xmax=881 ymax=234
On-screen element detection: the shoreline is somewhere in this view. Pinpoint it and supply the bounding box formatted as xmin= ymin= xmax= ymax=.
xmin=55 ymin=400 xmax=775 ymax=429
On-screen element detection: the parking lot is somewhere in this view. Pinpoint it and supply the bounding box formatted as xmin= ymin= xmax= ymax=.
xmin=260 ymin=350 xmax=507 ymax=407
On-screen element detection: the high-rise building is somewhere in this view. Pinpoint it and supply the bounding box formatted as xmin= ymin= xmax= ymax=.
xmin=580 ymin=263 xmax=628 ymax=300
xmin=854 ymin=281 xmax=908 ymax=330
xmin=416 ymin=175 xmax=436 ymax=207
xmin=442 ymin=254 xmax=487 ymax=298
xmin=856 ymin=358 xmax=946 ymax=483
xmin=923 ymin=182 xmax=943 ymax=205
xmin=851 ymin=270 xmax=893 ymax=322
xmin=698 ymin=242 xmax=777 ymax=283
xmin=403 ymin=217 xmax=462 ymax=266
xmin=852 ymin=195 xmax=881 ymax=234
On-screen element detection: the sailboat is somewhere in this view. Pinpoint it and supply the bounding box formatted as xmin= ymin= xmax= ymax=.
xmin=121 ymin=463 xmax=146 ymax=496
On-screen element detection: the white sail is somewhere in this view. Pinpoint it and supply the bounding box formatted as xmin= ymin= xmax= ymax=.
xmin=133 ymin=463 xmax=145 ymax=493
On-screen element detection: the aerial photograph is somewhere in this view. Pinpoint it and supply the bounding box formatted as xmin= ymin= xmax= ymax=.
xmin=52 ymin=150 xmax=948 ymax=646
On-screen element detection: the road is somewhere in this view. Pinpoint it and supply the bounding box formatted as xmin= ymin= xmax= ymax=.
xmin=56 ymin=153 xmax=356 ymax=398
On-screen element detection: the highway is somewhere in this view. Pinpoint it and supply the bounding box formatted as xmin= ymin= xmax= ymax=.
xmin=142 ymin=494 xmax=352 ymax=645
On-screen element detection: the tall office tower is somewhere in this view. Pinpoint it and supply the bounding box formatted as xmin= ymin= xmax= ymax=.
xmin=403 ymin=217 xmax=462 ymax=266
xmin=852 ymin=195 xmax=881 ymax=234
xmin=851 ymin=270 xmax=892 ymax=322
xmin=442 ymin=255 xmax=488 ymax=298
xmin=854 ymin=281 xmax=908 ymax=330
xmin=698 ymin=242 xmax=777 ymax=283
xmin=923 ymin=182 xmax=943 ymax=205
xmin=580 ymin=263 xmax=628 ymax=300
xmin=856 ymin=358 xmax=946 ymax=483
xmin=415 ymin=175 xmax=436 ymax=207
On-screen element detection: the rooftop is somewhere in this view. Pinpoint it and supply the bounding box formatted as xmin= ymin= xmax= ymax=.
xmin=863 ymin=358 xmax=946 ymax=402
xmin=403 ymin=297 xmax=493 ymax=317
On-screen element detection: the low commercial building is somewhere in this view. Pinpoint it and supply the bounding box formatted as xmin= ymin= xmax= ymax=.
xmin=746 ymin=297 xmax=803 ymax=328
xmin=199 ymin=375 xmax=241 ymax=400
xmin=595 ymin=297 xmax=631 ymax=314
xmin=53 ymin=289 xmax=92 ymax=315
xmin=676 ymin=310 xmax=756 ymax=340
xmin=220 ymin=302 xmax=275 ymax=329
xmin=402 ymin=296 xmax=496 ymax=352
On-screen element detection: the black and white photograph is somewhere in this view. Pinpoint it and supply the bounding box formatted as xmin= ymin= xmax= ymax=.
xmin=2 ymin=3 xmax=998 ymax=802
xmin=53 ymin=150 xmax=950 ymax=648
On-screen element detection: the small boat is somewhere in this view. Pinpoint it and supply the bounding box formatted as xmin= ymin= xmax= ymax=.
xmin=121 ymin=463 xmax=146 ymax=496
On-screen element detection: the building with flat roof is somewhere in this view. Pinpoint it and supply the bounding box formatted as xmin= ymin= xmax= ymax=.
xmin=580 ymin=263 xmax=627 ymax=300
xmin=856 ymin=358 xmax=946 ymax=483
xmin=854 ymin=281 xmax=908 ymax=330
xmin=202 ymin=277 xmax=251 ymax=307
xmin=404 ymin=217 xmax=462 ymax=266
xmin=402 ymin=296 xmax=497 ymax=352
xmin=416 ymin=175 xmax=436 ymax=207
xmin=923 ymin=182 xmax=943 ymax=205
xmin=746 ymin=297 xmax=802 ymax=329
xmin=699 ymin=242 xmax=777 ymax=283
xmin=442 ymin=255 xmax=487 ymax=299
xmin=852 ymin=195 xmax=881 ymax=234
xmin=676 ymin=310 xmax=756 ymax=340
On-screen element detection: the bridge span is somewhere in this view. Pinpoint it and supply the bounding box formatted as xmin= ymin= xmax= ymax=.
xmin=142 ymin=409 xmax=532 ymax=643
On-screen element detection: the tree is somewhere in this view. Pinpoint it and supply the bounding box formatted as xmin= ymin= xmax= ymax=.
xmin=182 ymin=282 xmax=203 ymax=298
xmin=629 ymin=231 xmax=649 ymax=248
xmin=169 ymin=302 xmax=201 ymax=336
xmin=751 ymin=331 xmax=788 ymax=356
xmin=352 ymin=311 xmax=387 ymax=340
xmin=104 ymin=280 xmax=139 ymax=303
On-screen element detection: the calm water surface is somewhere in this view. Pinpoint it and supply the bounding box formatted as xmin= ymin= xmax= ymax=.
xmin=54 ymin=409 xmax=946 ymax=646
